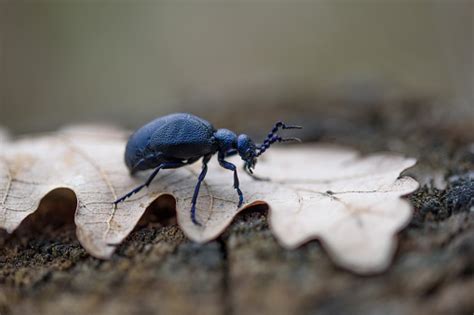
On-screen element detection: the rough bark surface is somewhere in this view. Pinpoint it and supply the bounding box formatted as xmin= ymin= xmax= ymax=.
xmin=0 ymin=102 xmax=473 ymax=315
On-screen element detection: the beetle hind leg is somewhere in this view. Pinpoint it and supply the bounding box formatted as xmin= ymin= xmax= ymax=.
xmin=114 ymin=184 xmax=147 ymax=204
xmin=114 ymin=161 xmax=185 ymax=204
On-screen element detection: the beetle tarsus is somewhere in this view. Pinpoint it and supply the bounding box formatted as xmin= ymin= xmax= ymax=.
xmin=237 ymin=189 xmax=244 ymax=208
xmin=190 ymin=206 xmax=202 ymax=226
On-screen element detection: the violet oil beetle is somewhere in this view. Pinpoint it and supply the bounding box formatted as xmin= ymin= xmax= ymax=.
xmin=114 ymin=113 xmax=301 ymax=225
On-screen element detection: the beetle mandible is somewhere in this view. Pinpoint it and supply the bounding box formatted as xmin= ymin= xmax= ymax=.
xmin=114 ymin=113 xmax=301 ymax=225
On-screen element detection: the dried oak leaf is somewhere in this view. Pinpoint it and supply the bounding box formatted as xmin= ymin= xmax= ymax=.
xmin=0 ymin=127 xmax=418 ymax=273
xmin=252 ymin=147 xmax=419 ymax=273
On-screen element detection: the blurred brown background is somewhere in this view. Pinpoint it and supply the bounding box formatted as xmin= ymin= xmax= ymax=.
xmin=0 ymin=1 xmax=472 ymax=136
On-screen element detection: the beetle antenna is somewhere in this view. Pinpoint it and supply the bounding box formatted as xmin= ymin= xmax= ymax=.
xmin=266 ymin=122 xmax=302 ymax=138
xmin=256 ymin=136 xmax=301 ymax=157
xmin=256 ymin=121 xmax=302 ymax=157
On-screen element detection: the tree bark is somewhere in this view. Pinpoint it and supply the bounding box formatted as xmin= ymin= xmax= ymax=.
xmin=0 ymin=102 xmax=473 ymax=315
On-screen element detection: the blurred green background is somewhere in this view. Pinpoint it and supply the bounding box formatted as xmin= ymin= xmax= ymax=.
xmin=0 ymin=1 xmax=472 ymax=135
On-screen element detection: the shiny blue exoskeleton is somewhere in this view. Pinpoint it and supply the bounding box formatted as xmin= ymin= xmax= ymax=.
xmin=114 ymin=113 xmax=301 ymax=225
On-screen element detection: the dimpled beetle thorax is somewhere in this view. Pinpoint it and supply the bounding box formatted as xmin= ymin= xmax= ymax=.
xmin=214 ymin=129 xmax=238 ymax=152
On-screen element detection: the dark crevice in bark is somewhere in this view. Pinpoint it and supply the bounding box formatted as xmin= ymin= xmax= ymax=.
xmin=218 ymin=237 xmax=233 ymax=315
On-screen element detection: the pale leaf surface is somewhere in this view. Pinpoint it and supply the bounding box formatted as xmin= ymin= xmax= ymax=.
xmin=0 ymin=128 xmax=418 ymax=273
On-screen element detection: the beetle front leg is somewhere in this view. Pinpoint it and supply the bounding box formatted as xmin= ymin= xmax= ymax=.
xmin=114 ymin=161 xmax=185 ymax=204
xmin=218 ymin=152 xmax=244 ymax=208
xmin=225 ymin=149 xmax=268 ymax=182
xmin=190 ymin=154 xmax=212 ymax=225
xmin=243 ymin=165 xmax=270 ymax=182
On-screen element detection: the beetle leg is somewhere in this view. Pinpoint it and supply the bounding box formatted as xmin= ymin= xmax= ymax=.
xmin=114 ymin=161 xmax=185 ymax=204
xmin=190 ymin=154 xmax=213 ymax=225
xmin=225 ymin=149 xmax=268 ymax=182
xmin=243 ymin=165 xmax=270 ymax=182
xmin=218 ymin=152 xmax=244 ymax=208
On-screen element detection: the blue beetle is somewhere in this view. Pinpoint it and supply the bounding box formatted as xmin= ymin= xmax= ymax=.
xmin=115 ymin=113 xmax=301 ymax=225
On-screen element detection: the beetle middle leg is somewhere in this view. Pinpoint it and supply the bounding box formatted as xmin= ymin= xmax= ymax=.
xmin=218 ymin=152 xmax=244 ymax=208
xmin=190 ymin=154 xmax=213 ymax=225
xmin=114 ymin=161 xmax=186 ymax=204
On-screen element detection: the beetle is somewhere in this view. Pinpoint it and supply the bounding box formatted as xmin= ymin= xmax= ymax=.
xmin=114 ymin=113 xmax=301 ymax=225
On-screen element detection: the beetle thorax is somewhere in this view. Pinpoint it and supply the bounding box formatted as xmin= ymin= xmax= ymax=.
xmin=214 ymin=128 xmax=237 ymax=152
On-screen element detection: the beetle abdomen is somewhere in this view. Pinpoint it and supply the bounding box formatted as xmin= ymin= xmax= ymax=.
xmin=148 ymin=113 xmax=216 ymax=159
xmin=125 ymin=113 xmax=217 ymax=172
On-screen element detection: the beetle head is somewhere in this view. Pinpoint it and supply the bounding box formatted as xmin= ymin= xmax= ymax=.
xmin=237 ymin=134 xmax=257 ymax=173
